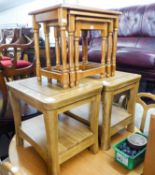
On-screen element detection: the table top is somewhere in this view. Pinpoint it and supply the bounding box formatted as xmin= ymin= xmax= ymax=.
xmin=87 ymin=71 xmax=141 ymax=91
xmin=102 ymin=71 xmax=141 ymax=91
xmin=7 ymin=71 xmax=141 ymax=110
xmin=29 ymin=3 xmax=122 ymax=16
xmin=9 ymin=130 xmax=143 ymax=175
xmin=7 ymin=77 xmax=102 ymax=110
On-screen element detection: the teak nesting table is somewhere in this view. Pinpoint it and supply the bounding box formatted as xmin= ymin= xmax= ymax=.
xmin=7 ymin=77 xmax=102 ymax=175
xmin=29 ymin=4 xmax=121 ymax=88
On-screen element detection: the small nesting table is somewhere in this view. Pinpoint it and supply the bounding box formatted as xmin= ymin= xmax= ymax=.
xmin=7 ymin=77 xmax=102 ymax=175
xmin=29 ymin=4 xmax=121 ymax=88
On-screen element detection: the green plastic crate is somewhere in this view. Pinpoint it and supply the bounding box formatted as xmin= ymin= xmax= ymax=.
xmin=113 ymin=132 xmax=146 ymax=170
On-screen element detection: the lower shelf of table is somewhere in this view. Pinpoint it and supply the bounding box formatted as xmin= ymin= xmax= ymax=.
xmin=19 ymin=114 xmax=94 ymax=164
xmin=68 ymin=103 xmax=132 ymax=136
xmin=9 ymin=130 xmax=143 ymax=175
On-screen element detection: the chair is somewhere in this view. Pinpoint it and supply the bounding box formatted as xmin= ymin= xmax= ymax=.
xmin=0 ymin=161 xmax=21 ymax=175
xmin=0 ymin=31 xmax=38 ymax=159
xmin=0 ymin=69 xmax=39 ymax=135
xmin=143 ymin=114 xmax=155 ymax=175
xmin=0 ymin=28 xmax=19 ymax=45
xmin=135 ymin=92 xmax=155 ymax=135
xmin=0 ymin=31 xmax=35 ymax=81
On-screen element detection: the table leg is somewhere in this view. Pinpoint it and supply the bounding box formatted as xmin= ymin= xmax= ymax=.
xmin=43 ymin=110 xmax=60 ymax=175
xmin=33 ymin=16 xmax=41 ymax=81
xmin=9 ymin=91 xmax=23 ymax=146
xmin=75 ymin=30 xmax=80 ymax=85
xmin=127 ymin=82 xmax=139 ymax=132
xmin=101 ymin=91 xmax=113 ymax=150
xmin=60 ymin=26 xmax=69 ymax=89
xmin=89 ymin=94 xmax=100 ymax=153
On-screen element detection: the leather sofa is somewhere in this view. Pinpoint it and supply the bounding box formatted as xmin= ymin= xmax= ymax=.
xmin=86 ymin=3 xmax=155 ymax=82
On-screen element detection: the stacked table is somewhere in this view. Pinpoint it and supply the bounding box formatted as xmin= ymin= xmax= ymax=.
xmin=29 ymin=4 xmax=121 ymax=88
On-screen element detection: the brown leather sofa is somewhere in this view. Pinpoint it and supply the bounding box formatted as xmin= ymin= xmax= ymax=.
xmin=86 ymin=3 xmax=155 ymax=85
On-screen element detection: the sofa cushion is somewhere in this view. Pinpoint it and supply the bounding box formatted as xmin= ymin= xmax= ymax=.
xmin=88 ymin=49 xmax=101 ymax=63
xmin=142 ymin=3 xmax=155 ymax=36
xmin=116 ymin=47 xmax=155 ymax=69
xmin=136 ymin=37 xmax=155 ymax=50
xmin=90 ymin=37 xmax=139 ymax=49
xmin=118 ymin=5 xmax=145 ymax=36
xmin=117 ymin=37 xmax=139 ymax=47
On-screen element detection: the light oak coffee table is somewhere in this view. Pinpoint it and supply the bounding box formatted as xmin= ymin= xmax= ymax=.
xmin=7 ymin=77 xmax=102 ymax=175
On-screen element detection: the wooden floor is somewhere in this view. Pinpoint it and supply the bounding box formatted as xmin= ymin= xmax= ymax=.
xmin=9 ymin=129 xmax=143 ymax=175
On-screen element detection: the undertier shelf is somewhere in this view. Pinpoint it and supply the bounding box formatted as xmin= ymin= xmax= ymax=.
xmin=20 ymin=114 xmax=93 ymax=164
xmin=69 ymin=103 xmax=132 ymax=135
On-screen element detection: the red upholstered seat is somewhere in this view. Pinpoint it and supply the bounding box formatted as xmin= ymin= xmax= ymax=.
xmin=1 ymin=56 xmax=11 ymax=60
xmin=0 ymin=60 xmax=32 ymax=68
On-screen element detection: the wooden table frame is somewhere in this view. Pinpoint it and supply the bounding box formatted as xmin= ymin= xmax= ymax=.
xmin=8 ymin=77 xmax=102 ymax=175
xmin=74 ymin=19 xmax=111 ymax=85
xmin=65 ymin=71 xmax=141 ymax=151
xmin=68 ymin=7 xmax=120 ymax=78
xmin=8 ymin=130 xmax=143 ymax=175
xmin=101 ymin=75 xmax=140 ymax=150
xmin=29 ymin=4 xmax=121 ymax=88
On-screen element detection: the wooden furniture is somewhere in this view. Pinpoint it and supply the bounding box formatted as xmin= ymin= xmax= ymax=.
xmin=8 ymin=130 xmax=143 ymax=175
xmin=0 ymin=162 xmax=20 ymax=175
xmin=66 ymin=71 xmax=141 ymax=150
xmin=0 ymin=34 xmax=35 ymax=81
xmin=135 ymin=93 xmax=155 ymax=134
xmin=29 ymin=4 xmax=121 ymax=88
xmin=101 ymin=71 xmax=141 ymax=150
xmin=74 ymin=18 xmax=110 ymax=84
xmin=0 ymin=28 xmax=18 ymax=45
xmin=7 ymin=77 xmax=102 ymax=175
xmin=111 ymin=93 xmax=155 ymax=175
xmin=0 ymin=28 xmax=33 ymax=45
xmin=0 ymin=69 xmax=39 ymax=160
xmin=143 ymin=115 xmax=155 ymax=175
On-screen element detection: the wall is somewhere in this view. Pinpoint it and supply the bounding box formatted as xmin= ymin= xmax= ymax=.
xmin=0 ymin=0 xmax=155 ymax=26
xmin=78 ymin=0 xmax=155 ymax=9
xmin=0 ymin=0 xmax=155 ymax=42
xmin=0 ymin=0 xmax=62 ymax=26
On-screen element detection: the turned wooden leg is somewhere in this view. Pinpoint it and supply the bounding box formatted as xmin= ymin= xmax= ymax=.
xmin=54 ymin=27 xmax=60 ymax=70
xmin=106 ymin=27 xmax=112 ymax=77
xmin=111 ymin=18 xmax=118 ymax=76
xmin=60 ymin=26 xmax=69 ymax=88
xmin=75 ymin=34 xmax=80 ymax=86
xmin=101 ymin=29 xmax=107 ymax=78
xmin=33 ymin=16 xmax=41 ymax=81
xmin=43 ymin=110 xmax=60 ymax=175
xmin=101 ymin=91 xmax=113 ymax=150
xmin=68 ymin=15 xmax=76 ymax=88
xmin=9 ymin=91 xmax=23 ymax=146
xmin=82 ymin=30 xmax=88 ymax=70
xmin=44 ymin=23 xmax=51 ymax=83
xmin=68 ymin=31 xmax=75 ymax=88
